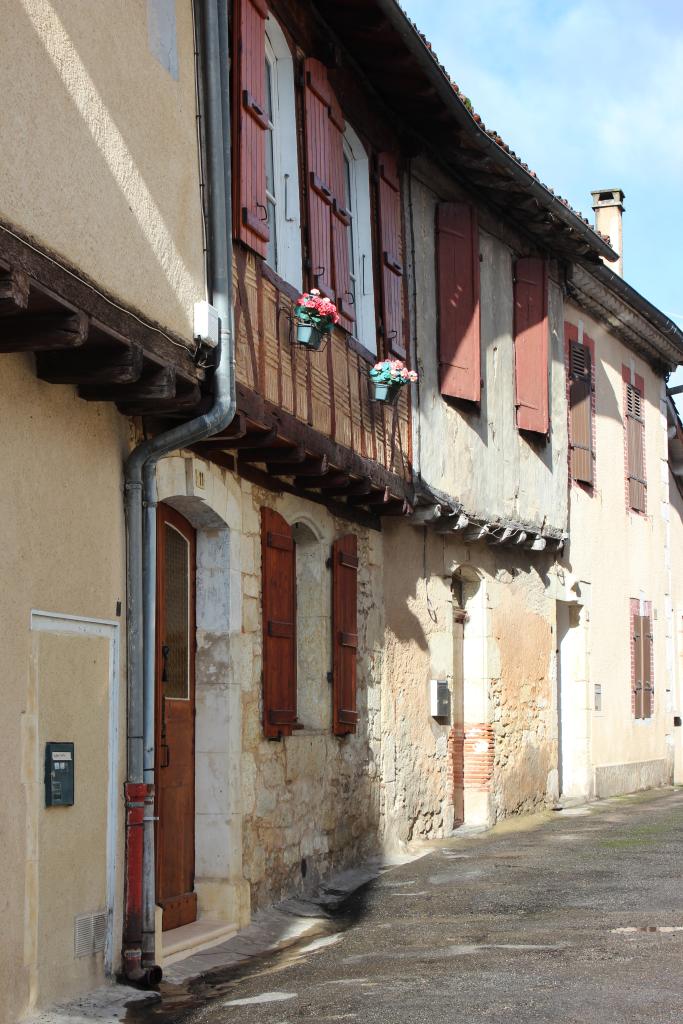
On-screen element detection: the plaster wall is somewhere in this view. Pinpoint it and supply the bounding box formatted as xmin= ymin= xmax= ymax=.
xmin=563 ymin=303 xmax=674 ymax=793
xmin=0 ymin=355 xmax=128 ymax=1022
xmin=0 ymin=0 xmax=204 ymax=339
xmin=406 ymin=160 xmax=569 ymax=533
xmin=668 ymin=471 xmax=683 ymax=784
xmin=381 ymin=521 xmax=558 ymax=846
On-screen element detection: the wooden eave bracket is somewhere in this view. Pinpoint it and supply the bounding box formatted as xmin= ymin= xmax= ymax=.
xmin=0 ymin=234 xmax=204 ymax=416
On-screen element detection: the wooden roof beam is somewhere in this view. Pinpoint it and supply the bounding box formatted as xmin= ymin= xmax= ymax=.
xmin=36 ymin=343 xmax=143 ymax=385
xmin=0 ymin=310 xmax=88 ymax=352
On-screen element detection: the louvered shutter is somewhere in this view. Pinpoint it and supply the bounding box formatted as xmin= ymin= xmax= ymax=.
xmin=303 ymin=59 xmax=334 ymax=299
xmin=377 ymin=152 xmax=406 ymax=357
xmin=261 ymin=507 xmax=300 ymax=738
xmin=332 ymin=534 xmax=359 ymax=736
xmin=513 ymin=257 xmax=549 ymax=434
xmin=569 ymin=341 xmax=593 ymax=484
xmin=641 ymin=614 xmax=653 ymax=719
xmin=328 ymin=92 xmax=355 ymax=331
xmin=436 ymin=202 xmax=481 ymax=403
xmin=232 ymin=0 xmax=270 ymax=257
xmin=633 ymin=613 xmax=644 ymax=719
xmin=626 ymin=377 xmax=646 ymax=511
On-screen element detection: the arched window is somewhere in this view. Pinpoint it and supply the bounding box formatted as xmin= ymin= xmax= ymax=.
xmin=342 ymin=123 xmax=376 ymax=353
xmin=263 ymin=16 xmax=302 ymax=289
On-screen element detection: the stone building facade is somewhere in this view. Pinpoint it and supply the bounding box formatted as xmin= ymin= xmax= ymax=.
xmin=2 ymin=2 xmax=683 ymax=1022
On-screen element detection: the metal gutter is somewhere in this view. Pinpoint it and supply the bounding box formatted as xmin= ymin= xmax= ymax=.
xmin=122 ymin=0 xmax=236 ymax=984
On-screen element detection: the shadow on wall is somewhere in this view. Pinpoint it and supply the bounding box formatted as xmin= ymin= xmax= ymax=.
xmin=9 ymin=1 xmax=199 ymax=334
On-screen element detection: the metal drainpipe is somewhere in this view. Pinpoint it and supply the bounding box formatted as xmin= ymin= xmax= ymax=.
xmin=123 ymin=0 xmax=235 ymax=985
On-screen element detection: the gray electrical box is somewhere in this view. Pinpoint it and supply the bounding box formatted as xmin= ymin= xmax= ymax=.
xmin=45 ymin=742 xmax=75 ymax=807
xmin=429 ymin=679 xmax=451 ymax=720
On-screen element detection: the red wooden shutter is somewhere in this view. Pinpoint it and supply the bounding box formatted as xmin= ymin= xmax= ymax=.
xmin=626 ymin=375 xmax=646 ymax=511
xmin=436 ymin=202 xmax=481 ymax=403
xmin=641 ymin=614 xmax=653 ymax=719
xmin=513 ymin=257 xmax=548 ymax=434
xmin=377 ymin=152 xmax=406 ymax=357
xmin=332 ymin=534 xmax=359 ymax=736
xmin=261 ymin=507 xmax=300 ymax=738
xmin=303 ymin=58 xmax=334 ymax=299
xmin=232 ymin=0 xmax=270 ymax=257
xmin=569 ymin=340 xmax=593 ymax=484
xmin=328 ymin=92 xmax=355 ymax=331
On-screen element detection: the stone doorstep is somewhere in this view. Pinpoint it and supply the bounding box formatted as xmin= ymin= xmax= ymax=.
xmin=161 ymin=916 xmax=239 ymax=967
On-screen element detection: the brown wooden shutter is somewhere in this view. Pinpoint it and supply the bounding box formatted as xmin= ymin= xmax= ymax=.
xmin=261 ymin=507 xmax=300 ymax=738
xmin=569 ymin=340 xmax=593 ymax=484
xmin=513 ymin=257 xmax=549 ymax=434
xmin=303 ymin=58 xmax=334 ymax=299
xmin=332 ymin=534 xmax=359 ymax=736
xmin=328 ymin=93 xmax=355 ymax=332
xmin=633 ymin=612 xmax=644 ymax=719
xmin=436 ymin=202 xmax=481 ymax=403
xmin=626 ymin=377 xmax=646 ymax=511
xmin=641 ymin=614 xmax=653 ymax=719
xmin=232 ymin=0 xmax=270 ymax=257
xmin=377 ymin=152 xmax=406 ymax=357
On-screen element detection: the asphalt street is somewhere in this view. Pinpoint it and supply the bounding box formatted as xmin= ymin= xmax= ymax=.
xmin=127 ymin=788 xmax=683 ymax=1024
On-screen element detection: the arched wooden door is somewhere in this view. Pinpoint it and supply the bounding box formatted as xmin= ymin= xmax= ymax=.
xmin=155 ymin=503 xmax=197 ymax=930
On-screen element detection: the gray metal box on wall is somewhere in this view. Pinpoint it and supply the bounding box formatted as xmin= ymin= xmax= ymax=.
xmin=45 ymin=742 xmax=75 ymax=806
xmin=429 ymin=679 xmax=451 ymax=720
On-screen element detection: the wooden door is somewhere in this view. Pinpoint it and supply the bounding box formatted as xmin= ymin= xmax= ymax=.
xmin=155 ymin=503 xmax=197 ymax=931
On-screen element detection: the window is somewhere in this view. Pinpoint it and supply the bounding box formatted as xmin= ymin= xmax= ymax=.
xmin=342 ymin=125 xmax=376 ymax=353
xmin=624 ymin=369 xmax=646 ymax=512
xmin=263 ymin=17 xmax=302 ymax=289
xmin=631 ymin=602 xmax=653 ymax=720
xmin=567 ymin=327 xmax=595 ymax=486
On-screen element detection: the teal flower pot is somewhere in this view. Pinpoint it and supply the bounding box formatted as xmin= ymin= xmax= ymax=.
xmin=372 ymin=380 xmax=402 ymax=405
xmin=296 ymin=322 xmax=324 ymax=350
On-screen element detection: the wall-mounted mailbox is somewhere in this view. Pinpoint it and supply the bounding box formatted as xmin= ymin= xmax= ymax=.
xmin=45 ymin=742 xmax=75 ymax=807
xmin=429 ymin=679 xmax=451 ymax=720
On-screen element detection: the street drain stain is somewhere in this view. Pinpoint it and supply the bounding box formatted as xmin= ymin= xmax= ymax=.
xmin=612 ymin=926 xmax=683 ymax=933
xmin=223 ymin=991 xmax=297 ymax=1006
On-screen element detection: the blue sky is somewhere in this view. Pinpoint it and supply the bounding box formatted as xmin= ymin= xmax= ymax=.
xmin=401 ymin=0 xmax=683 ymax=338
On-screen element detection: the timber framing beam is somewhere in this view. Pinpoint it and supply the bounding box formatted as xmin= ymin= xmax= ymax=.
xmin=0 ymin=224 xmax=205 ymax=416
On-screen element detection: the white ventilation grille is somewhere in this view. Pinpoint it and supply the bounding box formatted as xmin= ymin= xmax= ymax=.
xmin=74 ymin=911 xmax=107 ymax=958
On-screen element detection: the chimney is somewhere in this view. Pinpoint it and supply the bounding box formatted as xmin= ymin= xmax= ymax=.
xmin=591 ymin=188 xmax=625 ymax=277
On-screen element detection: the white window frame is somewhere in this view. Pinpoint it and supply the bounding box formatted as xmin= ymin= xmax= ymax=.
xmin=343 ymin=124 xmax=376 ymax=354
xmin=264 ymin=17 xmax=302 ymax=290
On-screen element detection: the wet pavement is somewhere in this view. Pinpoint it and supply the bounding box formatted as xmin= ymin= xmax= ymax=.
xmin=126 ymin=788 xmax=683 ymax=1024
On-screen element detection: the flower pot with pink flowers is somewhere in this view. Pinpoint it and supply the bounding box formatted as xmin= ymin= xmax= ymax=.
xmin=369 ymin=359 xmax=418 ymax=404
xmin=293 ymin=289 xmax=340 ymax=350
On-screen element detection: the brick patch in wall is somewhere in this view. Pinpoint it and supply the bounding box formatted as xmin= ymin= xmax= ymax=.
xmin=463 ymin=723 xmax=495 ymax=791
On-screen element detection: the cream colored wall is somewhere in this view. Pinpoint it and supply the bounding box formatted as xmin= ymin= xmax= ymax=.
xmin=406 ymin=162 xmax=569 ymax=533
xmin=0 ymin=0 xmax=204 ymax=339
xmin=563 ymin=303 xmax=673 ymax=789
xmin=1 ymin=355 xmax=128 ymax=1022
xmin=668 ymin=469 xmax=683 ymax=783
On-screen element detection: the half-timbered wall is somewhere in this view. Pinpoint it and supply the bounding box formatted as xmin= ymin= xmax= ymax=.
xmin=233 ymin=251 xmax=412 ymax=483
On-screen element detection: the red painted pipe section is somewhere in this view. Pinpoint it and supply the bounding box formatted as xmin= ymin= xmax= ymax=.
xmin=123 ymin=782 xmax=146 ymax=979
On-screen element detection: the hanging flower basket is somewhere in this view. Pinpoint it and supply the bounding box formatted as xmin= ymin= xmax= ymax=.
xmin=295 ymin=322 xmax=325 ymax=350
xmin=293 ymin=289 xmax=340 ymax=349
xmin=369 ymin=359 xmax=418 ymax=403
xmin=372 ymin=380 xmax=403 ymax=405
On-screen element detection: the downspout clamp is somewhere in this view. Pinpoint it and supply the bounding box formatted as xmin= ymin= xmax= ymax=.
xmin=122 ymin=0 xmax=235 ymax=984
